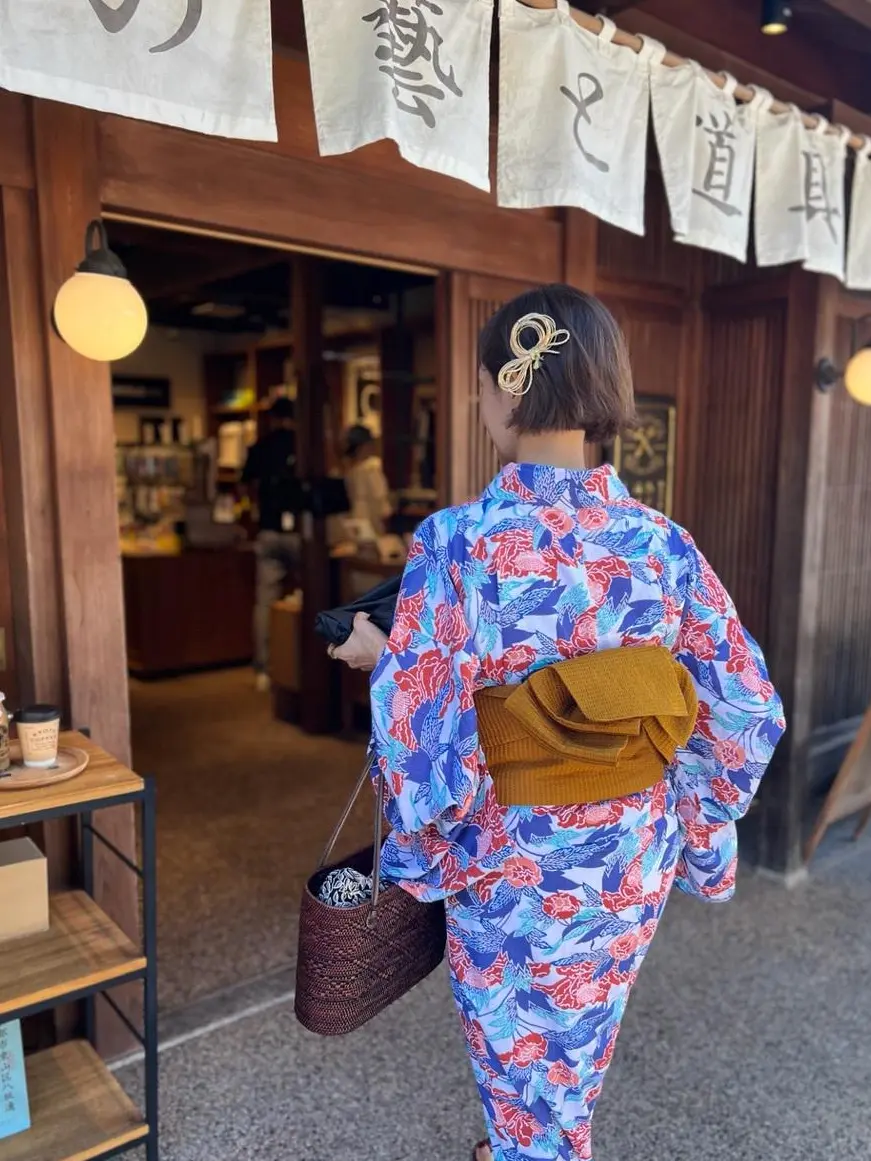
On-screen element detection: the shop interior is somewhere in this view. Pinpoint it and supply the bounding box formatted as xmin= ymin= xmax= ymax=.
xmin=109 ymin=221 xmax=438 ymax=1012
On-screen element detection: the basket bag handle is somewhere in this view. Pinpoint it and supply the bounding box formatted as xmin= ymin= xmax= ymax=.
xmin=317 ymin=753 xmax=385 ymax=926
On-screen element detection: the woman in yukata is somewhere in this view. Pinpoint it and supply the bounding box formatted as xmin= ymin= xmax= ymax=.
xmin=332 ymin=284 xmax=785 ymax=1161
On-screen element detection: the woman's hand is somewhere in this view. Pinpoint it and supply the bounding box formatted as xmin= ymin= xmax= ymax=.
xmin=329 ymin=612 xmax=388 ymax=672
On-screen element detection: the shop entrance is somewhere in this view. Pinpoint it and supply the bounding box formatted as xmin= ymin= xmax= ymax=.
xmin=108 ymin=220 xmax=438 ymax=1013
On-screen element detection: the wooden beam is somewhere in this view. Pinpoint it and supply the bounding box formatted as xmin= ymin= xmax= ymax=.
xmin=0 ymin=187 xmax=63 ymax=712
xmin=0 ymin=184 xmax=80 ymax=1046
xmin=99 ymin=114 xmax=563 ymax=285
xmin=130 ymin=246 xmax=282 ymax=303
xmin=32 ymin=101 xmax=138 ymax=1056
xmin=563 ymin=209 xmax=598 ymax=292
xmin=819 ymin=0 xmax=871 ymax=32
xmin=617 ymin=1 xmax=870 ymax=119
xmin=0 ymin=93 xmax=34 ymax=190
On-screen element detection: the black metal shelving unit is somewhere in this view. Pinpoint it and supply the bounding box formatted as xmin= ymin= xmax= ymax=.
xmin=0 ymin=732 xmax=157 ymax=1161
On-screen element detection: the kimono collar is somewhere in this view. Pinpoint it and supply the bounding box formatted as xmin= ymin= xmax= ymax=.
xmin=485 ymin=462 xmax=629 ymax=507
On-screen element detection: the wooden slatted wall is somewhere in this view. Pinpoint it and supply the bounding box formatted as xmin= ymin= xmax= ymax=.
xmin=693 ymin=299 xmax=787 ymax=649
xmin=812 ymin=313 xmax=871 ymax=728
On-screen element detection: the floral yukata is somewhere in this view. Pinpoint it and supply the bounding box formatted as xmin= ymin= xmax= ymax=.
xmin=369 ymin=463 xmax=785 ymax=1161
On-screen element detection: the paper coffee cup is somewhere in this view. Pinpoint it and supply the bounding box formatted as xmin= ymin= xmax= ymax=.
xmin=16 ymin=705 xmax=61 ymax=769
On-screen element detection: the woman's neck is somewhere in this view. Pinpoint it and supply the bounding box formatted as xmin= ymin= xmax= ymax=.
xmin=512 ymin=431 xmax=587 ymax=470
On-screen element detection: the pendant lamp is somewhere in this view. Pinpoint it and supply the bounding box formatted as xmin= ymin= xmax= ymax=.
xmin=761 ymin=0 xmax=791 ymax=34
xmin=52 ymin=220 xmax=148 ymax=362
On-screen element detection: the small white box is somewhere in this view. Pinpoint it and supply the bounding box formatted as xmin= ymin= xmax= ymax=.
xmin=0 ymin=837 xmax=49 ymax=942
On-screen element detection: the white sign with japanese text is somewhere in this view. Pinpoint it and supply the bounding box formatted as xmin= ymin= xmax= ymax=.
xmin=651 ymin=64 xmax=764 ymax=262
xmin=498 ymin=5 xmax=660 ymax=235
xmin=303 ymin=0 xmax=492 ymax=192
xmin=756 ymin=109 xmax=849 ymax=279
xmin=0 ymin=0 xmax=276 ymax=140
xmin=800 ymin=119 xmax=850 ymax=280
xmin=755 ymin=106 xmax=807 ymax=266
xmin=847 ymin=141 xmax=871 ymax=291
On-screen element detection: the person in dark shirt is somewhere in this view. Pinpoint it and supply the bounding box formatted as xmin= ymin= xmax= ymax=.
xmin=241 ymin=398 xmax=300 ymax=691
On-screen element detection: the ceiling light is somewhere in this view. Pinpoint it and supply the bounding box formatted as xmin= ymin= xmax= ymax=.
xmin=52 ymin=220 xmax=148 ymax=362
xmin=761 ymin=0 xmax=791 ymax=34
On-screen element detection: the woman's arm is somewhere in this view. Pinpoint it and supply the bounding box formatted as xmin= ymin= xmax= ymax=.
xmin=368 ymin=516 xmax=507 ymax=902
xmin=671 ymin=543 xmax=786 ymax=901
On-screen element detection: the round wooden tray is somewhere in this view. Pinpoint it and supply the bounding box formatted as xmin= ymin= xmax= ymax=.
xmin=0 ymin=743 xmax=90 ymax=790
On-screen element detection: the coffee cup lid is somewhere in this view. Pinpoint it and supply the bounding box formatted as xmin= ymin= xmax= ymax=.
xmin=17 ymin=704 xmax=61 ymax=724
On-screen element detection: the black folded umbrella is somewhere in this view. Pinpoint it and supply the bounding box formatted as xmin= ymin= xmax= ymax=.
xmin=314 ymin=575 xmax=400 ymax=647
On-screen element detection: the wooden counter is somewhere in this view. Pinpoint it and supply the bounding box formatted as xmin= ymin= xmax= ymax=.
xmin=123 ymin=547 xmax=256 ymax=677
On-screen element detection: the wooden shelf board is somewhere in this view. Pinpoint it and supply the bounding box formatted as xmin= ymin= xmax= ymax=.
xmin=0 ymin=1040 xmax=147 ymax=1161
xmin=0 ymin=733 xmax=143 ymax=823
xmin=0 ymin=892 xmax=145 ymax=1018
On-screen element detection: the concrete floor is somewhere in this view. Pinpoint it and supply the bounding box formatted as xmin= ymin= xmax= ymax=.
xmin=117 ymin=816 xmax=871 ymax=1161
xmin=124 ymin=668 xmax=871 ymax=1160
xmin=129 ymin=668 xmax=370 ymax=1011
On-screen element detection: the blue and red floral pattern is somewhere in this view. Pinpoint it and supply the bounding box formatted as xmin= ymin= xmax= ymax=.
xmin=369 ymin=463 xmax=784 ymax=1160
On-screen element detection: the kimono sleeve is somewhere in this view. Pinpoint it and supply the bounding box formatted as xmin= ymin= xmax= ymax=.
xmin=369 ymin=517 xmax=497 ymax=900
xmin=671 ymin=543 xmax=786 ymax=902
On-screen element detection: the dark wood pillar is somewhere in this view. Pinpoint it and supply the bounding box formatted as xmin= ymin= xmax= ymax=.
xmin=754 ymin=268 xmax=821 ymax=880
xmin=31 ymin=102 xmax=138 ymax=1049
xmin=292 ymin=256 xmax=334 ymax=734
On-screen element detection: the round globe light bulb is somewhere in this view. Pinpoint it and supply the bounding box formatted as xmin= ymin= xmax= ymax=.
xmin=53 ymin=271 xmax=148 ymax=362
xmin=844 ymin=347 xmax=871 ymax=407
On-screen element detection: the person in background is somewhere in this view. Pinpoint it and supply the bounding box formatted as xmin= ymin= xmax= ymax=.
xmin=332 ymin=285 xmax=785 ymax=1161
xmin=241 ymin=397 xmax=300 ymax=692
xmin=342 ymin=423 xmax=394 ymax=538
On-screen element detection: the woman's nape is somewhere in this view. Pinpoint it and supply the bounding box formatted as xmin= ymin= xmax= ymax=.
xmin=479 ymin=364 xmax=587 ymax=470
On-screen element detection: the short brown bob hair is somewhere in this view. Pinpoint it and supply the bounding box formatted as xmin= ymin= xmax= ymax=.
xmin=478 ymin=284 xmax=635 ymax=444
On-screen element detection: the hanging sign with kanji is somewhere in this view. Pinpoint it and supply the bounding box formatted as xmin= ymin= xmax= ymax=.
xmin=498 ymin=4 xmax=660 ymax=235
xmin=846 ymin=140 xmax=871 ymax=291
xmin=756 ymin=108 xmax=849 ymax=279
xmin=0 ymin=0 xmax=276 ymax=140
xmin=303 ymin=0 xmax=493 ymax=192
xmin=651 ymin=64 xmax=765 ymax=262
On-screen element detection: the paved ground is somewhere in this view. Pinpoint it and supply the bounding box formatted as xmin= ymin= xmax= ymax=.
xmin=129 ymin=668 xmax=369 ymax=1010
xmin=119 ymin=820 xmax=871 ymax=1161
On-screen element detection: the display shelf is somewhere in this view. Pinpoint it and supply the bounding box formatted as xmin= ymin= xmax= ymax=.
xmin=0 ymin=732 xmax=157 ymax=1159
xmin=0 ymin=892 xmax=146 ymax=1020
xmin=0 ymin=1040 xmax=147 ymax=1161
xmin=0 ymin=734 xmax=143 ymax=824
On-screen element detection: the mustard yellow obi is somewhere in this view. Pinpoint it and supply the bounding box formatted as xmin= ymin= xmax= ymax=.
xmin=474 ymin=646 xmax=698 ymax=807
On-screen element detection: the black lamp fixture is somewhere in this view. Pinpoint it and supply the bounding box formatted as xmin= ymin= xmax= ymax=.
xmin=761 ymin=0 xmax=792 ymax=34
xmin=52 ymin=219 xmax=148 ymax=362
xmin=814 ymin=315 xmax=871 ymax=406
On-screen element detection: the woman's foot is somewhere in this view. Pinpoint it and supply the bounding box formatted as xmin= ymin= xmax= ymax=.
xmin=473 ymin=1141 xmax=493 ymax=1161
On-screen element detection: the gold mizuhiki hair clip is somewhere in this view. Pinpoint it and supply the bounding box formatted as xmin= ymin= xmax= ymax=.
xmin=496 ymin=312 xmax=571 ymax=398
